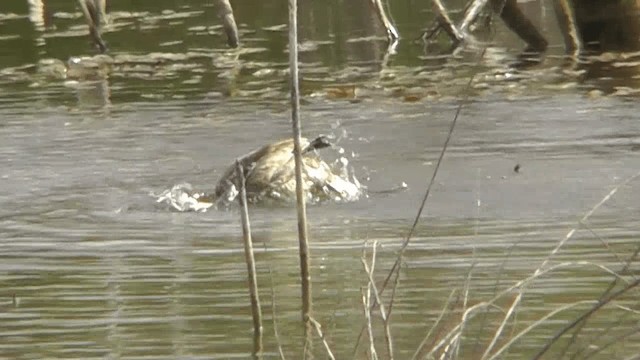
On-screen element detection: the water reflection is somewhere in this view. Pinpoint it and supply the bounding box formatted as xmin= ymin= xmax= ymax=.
xmin=27 ymin=0 xmax=46 ymax=51
xmin=1 ymin=0 xmax=640 ymax=358
xmin=3 ymin=0 xmax=640 ymax=108
xmin=1 ymin=94 xmax=639 ymax=357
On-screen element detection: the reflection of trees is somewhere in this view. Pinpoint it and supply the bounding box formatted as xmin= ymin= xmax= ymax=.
xmin=232 ymin=0 xmax=398 ymax=67
xmin=428 ymin=0 xmax=640 ymax=54
xmin=425 ymin=0 xmax=640 ymax=94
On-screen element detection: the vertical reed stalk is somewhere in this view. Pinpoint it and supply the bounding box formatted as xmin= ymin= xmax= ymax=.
xmin=214 ymin=0 xmax=240 ymax=48
xmin=362 ymin=241 xmax=394 ymax=359
xmin=77 ymin=0 xmax=108 ymax=53
xmin=288 ymin=0 xmax=312 ymax=324
xmin=431 ymin=0 xmax=464 ymax=43
xmin=459 ymin=0 xmax=489 ymax=34
xmin=370 ymin=0 xmax=399 ymax=41
xmin=552 ymin=0 xmax=582 ymax=56
xmin=236 ymin=161 xmax=263 ymax=355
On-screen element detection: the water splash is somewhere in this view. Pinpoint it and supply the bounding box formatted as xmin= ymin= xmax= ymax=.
xmin=153 ymin=182 xmax=214 ymax=212
xmin=153 ymin=156 xmax=363 ymax=212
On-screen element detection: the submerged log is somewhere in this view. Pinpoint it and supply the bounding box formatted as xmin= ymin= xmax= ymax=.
xmin=490 ymin=0 xmax=547 ymax=52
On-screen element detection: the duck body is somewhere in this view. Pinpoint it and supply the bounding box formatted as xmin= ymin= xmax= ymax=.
xmin=214 ymin=136 xmax=361 ymax=205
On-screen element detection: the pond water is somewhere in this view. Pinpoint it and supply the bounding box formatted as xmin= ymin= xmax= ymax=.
xmin=1 ymin=0 xmax=639 ymax=359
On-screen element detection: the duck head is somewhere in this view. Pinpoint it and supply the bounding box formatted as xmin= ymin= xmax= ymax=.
xmin=301 ymin=135 xmax=332 ymax=154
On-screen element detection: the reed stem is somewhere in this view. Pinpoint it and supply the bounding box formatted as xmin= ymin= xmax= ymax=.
xmin=236 ymin=160 xmax=263 ymax=355
xmin=214 ymin=0 xmax=240 ymax=47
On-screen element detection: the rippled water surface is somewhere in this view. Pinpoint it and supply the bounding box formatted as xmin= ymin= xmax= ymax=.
xmin=1 ymin=0 xmax=640 ymax=359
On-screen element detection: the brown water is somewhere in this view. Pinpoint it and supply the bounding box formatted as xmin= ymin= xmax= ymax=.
xmin=1 ymin=0 xmax=640 ymax=359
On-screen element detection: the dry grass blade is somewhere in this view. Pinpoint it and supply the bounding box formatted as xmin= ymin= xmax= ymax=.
xmin=561 ymin=228 xmax=640 ymax=360
xmin=615 ymin=304 xmax=640 ymax=315
xmin=362 ymin=241 xmax=394 ymax=359
xmin=480 ymin=285 xmax=524 ymax=359
xmin=582 ymin=223 xmax=637 ymax=281
xmin=452 ymin=258 xmax=477 ymax=358
xmin=288 ymin=0 xmax=312 ymax=327
xmin=411 ymin=289 xmax=457 ymax=360
xmin=550 ymin=171 xmax=640 ymax=358
xmin=440 ymin=259 xmax=479 ymax=360
xmin=355 ymin=46 xmax=486 ymax=359
xmin=425 ymin=261 xmax=587 ymax=358
xmin=556 ymin=171 xmax=640 ymax=269
xmin=582 ymin=325 xmax=640 ymax=360
xmin=532 ymin=277 xmax=640 ymax=359
xmin=486 ymin=300 xmax=598 ymax=360
xmin=265 ymin=261 xmax=286 ymax=360
xmin=481 ymin=261 xmax=629 ymax=360
xmin=308 ymin=316 xmax=336 ymax=360
xmin=566 ymin=243 xmax=640 ymax=360
xmin=236 ymin=161 xmax=263 ymax=351
xmin=361 ymin=287 xmax=378 ymax=360
xmin=482 ymin=171 xmax=640 ymax=359
xmin=471 ymin=239 xmax=519 ymax=354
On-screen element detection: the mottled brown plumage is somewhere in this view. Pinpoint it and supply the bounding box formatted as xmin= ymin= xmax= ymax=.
xmin=214 ymin=136 xmax=360 ymax=204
